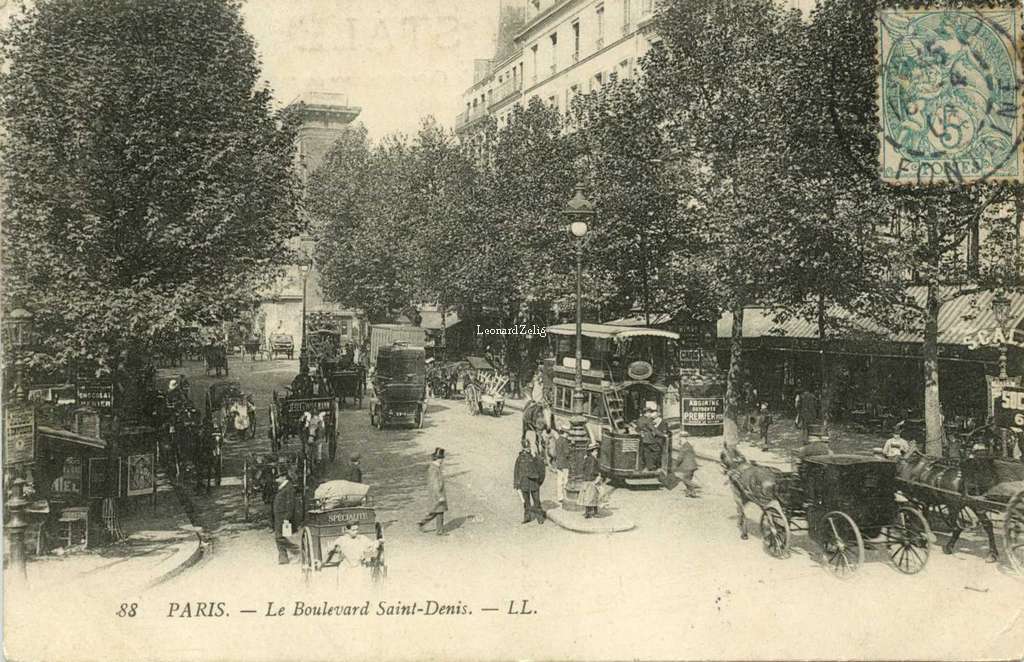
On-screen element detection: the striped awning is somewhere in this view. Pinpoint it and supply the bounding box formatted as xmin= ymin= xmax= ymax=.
xmin=717 ymin=288 xmax=1024 ymax=347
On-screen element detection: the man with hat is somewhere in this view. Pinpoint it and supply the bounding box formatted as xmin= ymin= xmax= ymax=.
xmin=339 ymin=451 xmax=363 ymax=483
xmin=637 ymin=402 xmax=669 ymax=472
xmin=272 ymin=469 xmax=301 ymax=564
xmin=514 ymin=440 xmax=546 ymax=524
xmin=418 ymin=448 xmax=448 ymax=535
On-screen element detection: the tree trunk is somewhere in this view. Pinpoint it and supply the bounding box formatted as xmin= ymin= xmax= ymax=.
xmin=723 ymin=301 xmax=744 ymax=446
xmin=923 ymin=283 xmax=943 ymax=456
xmin=817 ymin=292 xmax=830 ymax=425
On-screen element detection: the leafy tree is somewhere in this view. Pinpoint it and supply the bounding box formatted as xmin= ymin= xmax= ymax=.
xmin=569 ymin=78 xmax=690 ymax=324
xmin=807 ymin=0 xmax=1019 ymax=453
xmin=0 ymin=0 xmax=302 ymax=393
xmin=644 ymin=0 xmax=808 ymax=442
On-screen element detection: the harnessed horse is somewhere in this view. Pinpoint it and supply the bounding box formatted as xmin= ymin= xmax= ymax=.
xmin=720 ymin=446 xmax=786 ymax=540
xmin=521 ymin=400 xmax=553 ymax=446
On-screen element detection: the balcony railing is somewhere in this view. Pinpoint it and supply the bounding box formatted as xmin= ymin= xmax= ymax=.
xmin=455 ymin=105 xmax=489 ymax=130
xmin=489 ymin=77 xmax=523 ymax=109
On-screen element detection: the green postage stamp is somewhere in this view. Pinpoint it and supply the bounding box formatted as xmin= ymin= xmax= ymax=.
xmin=878 ymin=5 xmax=1024 ymax=185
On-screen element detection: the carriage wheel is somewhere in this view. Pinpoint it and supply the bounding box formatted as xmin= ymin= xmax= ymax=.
xmin=242 ymin=458 xmax=250 ymax=522
xmin=759 ymin=505 xmax=790 ymax=559
xmin=300 ymin=526 xmax=315 ymax=583
xmin=820 ymin=511 xmax=864 ymax=579
xmin=1005 ymin=489 xmax=1024 ymax=576
xmin=885 ymin=506 xmax=930 ymax=575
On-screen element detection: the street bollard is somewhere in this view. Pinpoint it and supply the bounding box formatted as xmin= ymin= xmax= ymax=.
xmin=7 ymin=477 xmax=29 ymax=581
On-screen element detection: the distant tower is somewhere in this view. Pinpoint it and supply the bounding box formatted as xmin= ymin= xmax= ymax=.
xmin=287 ymin=91 xmax=362 ymax=186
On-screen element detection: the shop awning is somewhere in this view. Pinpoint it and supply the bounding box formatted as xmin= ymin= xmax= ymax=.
xmin=547 ymin=323 xmax=680 ymax=341
xmin=717 ymin=288 xmax=1024 ymax=347
xmin=37 ymin=425 xmax=106 ymax=451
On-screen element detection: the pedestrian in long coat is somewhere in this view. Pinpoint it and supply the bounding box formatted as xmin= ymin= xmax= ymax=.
xmin=417 ymin=448 xmax=448 ymax=535
xmin=514 ymin=443 xmax=546 ymax=524
xmin=674 ymin=436 xmax=699 ymax=498
xmin=272 ymin=472 xmax=300 ymax=564
xmin=796 ymin=387 xmax=819 ymax=443
xmin=577 ymin=443 xmax=603 ymax=518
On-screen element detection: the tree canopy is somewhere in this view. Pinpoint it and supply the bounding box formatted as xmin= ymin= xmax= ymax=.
xmin=0 ymin=0 xmax=303 ymax=374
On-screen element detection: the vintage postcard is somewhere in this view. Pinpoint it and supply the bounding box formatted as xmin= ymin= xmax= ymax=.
xmin=2 ymin=0 xmax=1023 ymax=661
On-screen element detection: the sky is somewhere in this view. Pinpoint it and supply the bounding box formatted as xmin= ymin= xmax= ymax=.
xmin=240 ymin=0 xmax=503 ymax=140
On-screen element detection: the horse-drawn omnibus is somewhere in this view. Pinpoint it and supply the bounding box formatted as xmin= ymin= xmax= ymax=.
xmin=543 ymin=323 xmax=681 ymax=482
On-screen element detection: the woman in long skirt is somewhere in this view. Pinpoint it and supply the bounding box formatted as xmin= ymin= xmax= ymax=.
xmin=576 ymin=442 xmax=603 ymax=518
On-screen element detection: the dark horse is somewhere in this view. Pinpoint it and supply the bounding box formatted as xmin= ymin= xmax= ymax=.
xmin=896 ymin=451 xmax=1001 ymax=563
xmin=521 ymin=401 xmax=552 ymax=445
xmin=720 ymin=445 xmax=786 ymax=540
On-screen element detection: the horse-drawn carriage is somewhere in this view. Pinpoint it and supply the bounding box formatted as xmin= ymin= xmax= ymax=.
xmin=724 ymin=450 xmax=932 ymax=578
xmin=309 ymin=329 xmax=364 ymax=408
xmin=243 ymin=335 xmax=264 ymax=361
xmin=896 ymin=451 xmax=1024 ymax=574
xmin=463 ymin=363 xmax=506 ymax=417
xmin=204 ymin=342 xmax=229 ymax=376
xmin=270 ymin=334 xmax=295 ymax=360
xmin=299 ymin=481 xmax=385 ymax=585
xmin=369 ymin=343 xmax=426 ymax=429
xmin=241 ymin=450 xmax=307 ymax=522
xmin=205 ymin=381 xmax=256 ymax=440
xmin=269 ymin=390 xmax=339 ymax=463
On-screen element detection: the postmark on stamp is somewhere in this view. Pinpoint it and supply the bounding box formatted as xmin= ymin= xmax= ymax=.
xmin=878 ymin=5 xmax=1024 ymax=185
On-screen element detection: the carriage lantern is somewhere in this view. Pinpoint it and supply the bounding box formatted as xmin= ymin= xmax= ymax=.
xmin=563 ymin=185 xmax=594 ymax=482
xmin=992 ymin=289 xmax=1012 ymax=380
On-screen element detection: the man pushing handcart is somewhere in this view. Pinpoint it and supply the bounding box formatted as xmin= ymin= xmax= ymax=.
xmin=299 ymin=480 xmax=386 ymax=587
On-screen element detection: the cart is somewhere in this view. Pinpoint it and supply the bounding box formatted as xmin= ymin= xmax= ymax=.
xmin=269 ymin=392 xmax=339 ymax=458
xmin=205 ymin=381 xmax=256 ymax=440
xmin=270 ymin=334 xmax=294 ymax=360
xmin=369 ymin=343 xmax=426 ymax=429
xmin=241 ymin=450 xmax=307 ymax=522
xmin=896 ymin=451 xmax=1024 ymax=574
xmin=298 ymin=487 xmax=385 ymax=585
xmin=750 ymin=454 xmax=931 ymax=578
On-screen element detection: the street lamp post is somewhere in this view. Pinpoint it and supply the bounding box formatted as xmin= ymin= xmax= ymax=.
xmin=992 ymin=289 xmax=1012 ymax=380
xmin=564 ymin=185 xmax=595 ymax=485
xmin=298 ymin=256 xmax=312 ymax=374
xmin=4 ymin=307 xmax=34 ymax=581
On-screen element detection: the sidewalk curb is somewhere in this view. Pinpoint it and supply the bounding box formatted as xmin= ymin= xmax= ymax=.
xmin=545 ymin=506 xmax=636 ymax=534
xmin=145 ymin=481 xmax=207 ymax=590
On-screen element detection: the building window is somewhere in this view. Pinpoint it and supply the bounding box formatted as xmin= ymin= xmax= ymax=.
xmin=548 ymin=95 xmax=558 ymax=110
xmin=550 ymin=32 xmax=558 ymax=73
xmin=340 ymin=319 xmax=349 ymax=336
xmin=643 ymin=0 xmax=654 ymax=15
xmin=619 ymin=58 xmax=632 ymax=79
xmin=530 ymin=0 xmax=540 ymax=10
xmin=531 ymin=45 xmax=538 ymax=83
xmin=596 ymin=4 xmax=605 ymax=48
xmin=593 ymin=72 xmax=603 ymax=90
xmin=572 ymin=20 xmax=580 ymax=62
xmin=623 ymin=0 xmax=631 ymax=33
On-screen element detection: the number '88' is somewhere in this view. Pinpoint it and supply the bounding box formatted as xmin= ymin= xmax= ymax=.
xmin=117 ymin=603 xmax=137 ymax=617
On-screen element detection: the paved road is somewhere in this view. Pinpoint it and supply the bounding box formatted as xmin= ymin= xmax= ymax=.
xmin=20 ymin=357 xmax=1021 ymax=662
